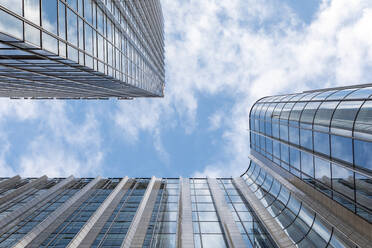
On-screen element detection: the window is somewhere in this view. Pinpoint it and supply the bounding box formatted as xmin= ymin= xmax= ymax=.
xmin=331 ymin=135 xmax=353 ymax=164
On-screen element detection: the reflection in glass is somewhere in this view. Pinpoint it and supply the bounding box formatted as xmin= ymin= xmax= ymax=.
xmin=314 ymin=157 xmax=331 ymax=187
xmin=332 ymin=163 xmax=354 ymax=200
xmin=0 ymin=9 xmax=23 ymax=39
xmin=354 ymin=139 xmax=372 ymax=172
xmin=331 ymin=101 xmax=363 ymax=135
xmin=331 ymin=135 xmax=353 ymax=164
xmin=24 ymin=0 xmax=40 ymax=24
xmin=313 ymin=131 xmax=330 ymax=156
xmin=301 ymin=152 xmax=314 ymax=177
xmin=354 ymin=101 xmax=372 ymax=138
xmin=300 ymin=129 xmax=312 ymax=150
xmin=201 ymin=234 xmax=227 ymax=248
xmin=42 ymin=0 xmax=58 ymax=34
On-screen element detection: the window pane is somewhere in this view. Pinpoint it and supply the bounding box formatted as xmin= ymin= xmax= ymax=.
xmin=354 ymin=101 xmax=372 ymax=137
xmin=199 ymin=222 xmax=222 ymax=234
xmin=67 ymin=8 xmax=78 ymax=46
xmin=300 ymin=102 xmax=321 ymax=124
xmin=198 ymin=212 xmax=218 ymax=221
xmin=313 ymin=101 xmax=338 ymax=129
xmin=0 ymin=9 xmax=23 ymax=39
xmin=289 ymin=102 xmax=306 ymax=122
xmin=290 ymin=148 xmax=300 ymax=171
xmin=331 ymin=101 xmax=363 ymax=135
xmin=332 ymin=163 xmax=354 ymax=200
xmin=314 ymin=157 xmax=331 ymax=187
xmin=354 ymin=139 xmax=372 ymax=172
xmin=345 ymin=87 xmax=372 ymax=99
xmin=301 ymin=152 xmax=314 ymax=177
xmin=201 ymin=234 xmax=227 ymax=248
xmin=300 ymin=129 xmax=312 ymax=150
xmin=313 ymin=131 xmax=330 ymax=156
xmin=42 ymin=0 xmax=57 ymax=34
xmin=355 ymin=173 xmax=372 ymax=211
xmin=0 ymin=0 xmax=22 ymax=15
xmin=327 ymin=89 xmax=356 ymax=100
xmin=24 ymin=0 xmax=40 ymax=24
xmin=331 ymin=135 xmax=353 ymax=164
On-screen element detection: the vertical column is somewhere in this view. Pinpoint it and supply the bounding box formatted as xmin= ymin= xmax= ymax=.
xmin=67 ymin=177 xmax=131 ymax=248
xmin=233 ymin=177 xmax=295 ymax=248
xmin=0 ymin=175 xmax=48 ymax=206
xmin=121 ymin=176 xmax=161 ymax=248
xmin=0 ymin=176 xmax=75 ymax=230
xmin=207 ymin=178 xmax=246 ymax=248
xmin=177 ymin=177 xmax=194 ymax=248
xmin=12 ymin=177 xmax=102 ymax=248
xmin=0 ymin=175 xmax=21 ymax=189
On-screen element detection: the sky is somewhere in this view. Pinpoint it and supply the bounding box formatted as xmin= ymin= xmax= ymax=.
xmin=1 ymin=0 xmax=372 ymax=178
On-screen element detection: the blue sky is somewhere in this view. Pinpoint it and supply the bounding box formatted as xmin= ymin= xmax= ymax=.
xmin=1 ymin=0 xmax=372 ymax=178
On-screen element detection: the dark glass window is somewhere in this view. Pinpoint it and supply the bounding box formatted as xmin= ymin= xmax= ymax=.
xmin=331 ymin=135 xmax=353 ymax=164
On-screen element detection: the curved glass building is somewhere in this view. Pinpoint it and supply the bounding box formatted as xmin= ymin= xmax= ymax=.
xmin=0 ymin=0 xmax=164 ymax=99
xmin=248 ymin=84 xmax=372 ymax=247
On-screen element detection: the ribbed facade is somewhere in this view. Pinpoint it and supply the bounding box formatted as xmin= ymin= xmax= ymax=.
xmin=248 ymin=84 xmax=372 ymax=248
xmin=0 ymin=0 xmax=164 ymax=99
xmin=0 ymin=176 xmax=276 ymax=247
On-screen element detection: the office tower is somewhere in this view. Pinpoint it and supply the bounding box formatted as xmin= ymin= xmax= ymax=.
xmin=0 ymin=0 xmax=164 ymax=99
xmin=0 ymin=87 xmax=371 ymax=248
xmin=0 ymin=176 xmax=276 ymax=247
xmin=248 ymin=84 xmax=372 ymax=248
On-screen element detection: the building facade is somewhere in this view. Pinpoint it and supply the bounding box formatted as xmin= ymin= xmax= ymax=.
xmin=248 ymin=84 xmax=372 ymax=247
xmin=0 ymin=0 xmax=164 ymax=99
xmin=0 ymin=86 xmax=371 ymax=248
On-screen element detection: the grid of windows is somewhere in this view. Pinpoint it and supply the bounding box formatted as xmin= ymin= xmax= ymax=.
xmin=0 ymin=178 xmax=92 ymax=247
xmin=242 ymin=161 xmax=356 ymax=248
xmin=91 ymin=179 xmax=149 ymax=247
xmin=0 ymin=0 xmax=164 ymax=98
xmin=0 ymin=178 xmax=59 ymax=219
xmin=218 ymin=178 xmax=276 ymax=248
xmin=250 ymin=86 xmax=372 ymax=222
xmin=190 ymin=178 xmax=228 ymax=248
xmin=40 ymin=178 xmax=119 ymax=247
xmin=144 ymin=178 xmax=179 ymax=247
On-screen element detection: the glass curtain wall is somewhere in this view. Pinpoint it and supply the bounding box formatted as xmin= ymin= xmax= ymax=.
xmin=250 ymin=86 xmax=372 ymax=223
xmin=0 ymin=178 xmax=93 ymax=247
xmin=0 ymin=0 xmax=164 ymax=97
xmin=242 ymin=161 xmax=357 ymax=248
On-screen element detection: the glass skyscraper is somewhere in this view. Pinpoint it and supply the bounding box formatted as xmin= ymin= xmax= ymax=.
xmin=0 ymin=85 xmax=372 ymax=247
xmin=0 ymin=84 xmax=372 ymax=247
xmin=0 ymin=0 xmax=164 ymax=99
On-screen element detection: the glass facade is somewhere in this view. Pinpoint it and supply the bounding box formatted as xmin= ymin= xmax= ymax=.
xmin=249 ymin=86 xmax=372 ymax=223
xmin=242 ymin=161 xmax=355 ymax=248
xmin=0 ymin=176 xmax=276 ymax=247
xmin=0 ymin=0 xmax=164 ymax=99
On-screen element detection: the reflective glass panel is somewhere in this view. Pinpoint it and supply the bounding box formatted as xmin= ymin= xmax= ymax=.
xmin=313 ymin=131 xmax=330 ymax=156
xmin=313 ymin=101 xmax=339 ymax=129
xmin=345 ymin=87 xmax=372 ymax=99
xmin=354 ymin=101 xmax=372 ymax=137
xmin=331 ymin=135 xmax=353 ymax=164
xmin=327 ymin=89 xmax=356 ymax=100
xmin=289 ymin=102 xmax=306 ymax=122
xmin=331 ymin=101 xmax=363 ymax=135
xmin=354 ymin=139 xmax=372 ymax=172
xmin=314 ymin=157 xmax=331 ymax=187
xmin=332 ymin=163 xmax=354 ymax=200
xmin=301 ymin=152 xmax=314 ymax=177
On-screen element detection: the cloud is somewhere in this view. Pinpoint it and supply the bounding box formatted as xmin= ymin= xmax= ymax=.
xmin=0 ymin=99 xmax=103 ymax=177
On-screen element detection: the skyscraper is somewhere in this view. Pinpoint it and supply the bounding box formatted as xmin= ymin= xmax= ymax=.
xmin=0 ymin=84 xmax=371 ymax=248
xmin=0 ymin=0 xmax=164 ymax=99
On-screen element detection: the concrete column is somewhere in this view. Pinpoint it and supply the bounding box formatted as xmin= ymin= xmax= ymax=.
xmin=66 ymin=177 xmax=131 ymax=248
xmin=0 ymin=176 xmax=75 ymax=231
xmin=121 ymin=176 xmax=161 ymax=248
xmin=207 ymin=178 xmax=246 ymax=248
xmin=177 ymin=177 xmax=194 ymax=248
xmin=0 ymin=175 xmax=48 ymax=206
xmin=12 ymin=176 xmax=102 ymax=248
xmin=0 ymin=175 xmax=21 ymax=189
xmin=233 ymin=177 xmax=295 ymax=248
